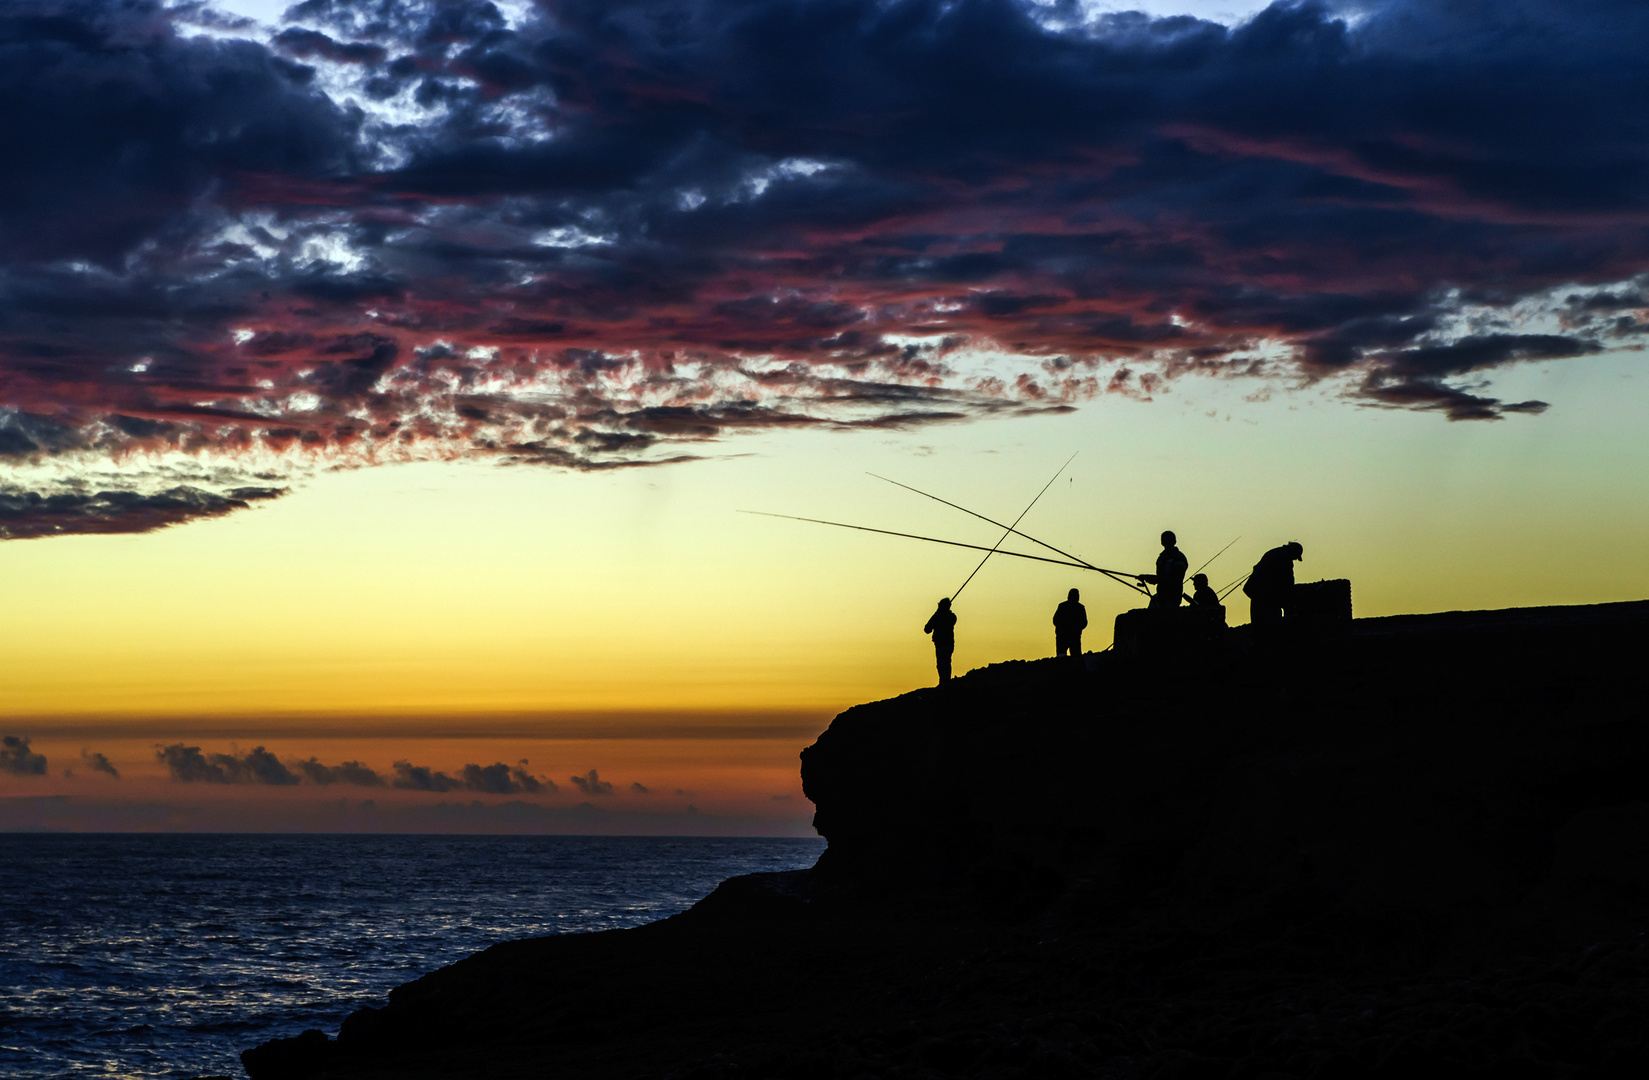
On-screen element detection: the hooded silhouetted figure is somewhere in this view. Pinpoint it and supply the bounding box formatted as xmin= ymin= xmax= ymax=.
xmin=1141 ymin=530 xmax=1188 ymax=609
xmin=924 ymin=598 xmax=957 ymax=684
xmin=1244 ymin=541 xmax=1303 ymax=626
xmin=1053 ymin=588 xmax=1087 ymax=657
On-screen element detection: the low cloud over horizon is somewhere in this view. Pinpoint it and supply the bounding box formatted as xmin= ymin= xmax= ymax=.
xmin=3 ymin=737 xmax=130 ymax=779
xmin=1 ymin=735 xmax=48 ymax=776
xmin=2 ymin=0 xmax=1648 ymax=536
xmin=390 ymin=758 xmax=556 ymax=794
xmin=80 ymin=749 xmax=121 ymax=779
xmin=146 ymin=743 xmax=607 ymax=796
xmin=571 ymin=769 xmax=614 ymax=796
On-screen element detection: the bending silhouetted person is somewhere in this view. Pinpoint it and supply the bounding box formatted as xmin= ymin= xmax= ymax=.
xmin=1139 ymin=530 xmax=1188 ymax=609
xmin=1244 ymin=541 xmax=1303 ymax=627
xmin=1053 ymin=588 xmax=1087 ymax=658
xmin=924 ymin=598 xmax=957 ymax=685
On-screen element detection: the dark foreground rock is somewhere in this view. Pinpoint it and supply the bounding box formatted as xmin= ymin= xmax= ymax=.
xmin=245 ymin=600 xmax=1649 ymax=1079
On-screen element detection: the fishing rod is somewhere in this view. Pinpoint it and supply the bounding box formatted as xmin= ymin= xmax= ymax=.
xmin=950 ymin=454 xmax=1075 ymax=603
xmin=1218 ymin=572 xmax=1250 ymax=602
xmin=1163 ymin=534 xmax=1244 ymax=605
xmin=866 ymin=472 xmax=1150 ymax=596
xmin=737 ymin=511 xmax=1095 ymax=571
xmin=869 ymin=472 xmax=1094 ymax=571
xmin=1188 ymin=536 xmax=1240 ymax=582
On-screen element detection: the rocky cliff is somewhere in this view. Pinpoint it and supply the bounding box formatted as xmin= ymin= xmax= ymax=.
xmin=801 ymin=599 xmax=1649 ymax=946
xmin=244 ymin=600 xmax=1649 ymax=1080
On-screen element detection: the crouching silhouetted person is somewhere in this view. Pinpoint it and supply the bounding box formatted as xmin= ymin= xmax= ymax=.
xmin=1190 ymin=572 xmax=1226 ymax=632
xmin=1244 ymin=541 xmax=1303 ymax=628
xmin=1053 ymin=588 xmax=1087 ymax=658
xmin=924 ymin=598 xmax=957 ymax=685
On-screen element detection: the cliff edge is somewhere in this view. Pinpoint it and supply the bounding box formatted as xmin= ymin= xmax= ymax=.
xmin=802 ymin=599 xmax=1649 ymax=944
xmin=244 ymin=600 xmax=1649 ymax=1080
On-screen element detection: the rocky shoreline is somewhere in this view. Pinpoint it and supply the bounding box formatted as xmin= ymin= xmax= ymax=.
xmin=245 ymin=600 xmax=1649 ymax=1079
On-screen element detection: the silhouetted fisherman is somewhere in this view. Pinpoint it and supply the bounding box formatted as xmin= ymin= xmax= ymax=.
xmin=924 ymin=598 xmax=957 ymax=685
xmin=1245 ymin=541 xmax=1303 ymax=626
xmin=1189 ymin=571 xmax=1227 ymax=632
xmin=1053 ymin=588 xmax=1087 ymax=658
xmin=1139 ymin=530 xmax=1188 ymax=609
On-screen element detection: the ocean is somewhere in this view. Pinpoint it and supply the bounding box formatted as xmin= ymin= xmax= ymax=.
xmin=0 ymin=833 xmax=827 ymax=1080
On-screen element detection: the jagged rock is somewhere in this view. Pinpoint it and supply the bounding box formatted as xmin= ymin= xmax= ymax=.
xmin=240 ymin=1030 xmax=332 ymax=1079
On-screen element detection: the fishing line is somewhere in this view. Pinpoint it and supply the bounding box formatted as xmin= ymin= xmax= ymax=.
xmin=949 ymin=453 xmax=1076 ymax=602
xmin=736 ymin=511 xmax=1093 ymax=570
xmin=866 ymin=471 xmax=1149 ymax=596
xmin=1218 ymin=572 xmax=1251 ymax=601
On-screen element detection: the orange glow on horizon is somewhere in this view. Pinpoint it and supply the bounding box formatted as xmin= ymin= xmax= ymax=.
xmin=5 ymin=355 xmax=1649 ymax=830
xmin=0 ymin=734 xmax=815 ymax=834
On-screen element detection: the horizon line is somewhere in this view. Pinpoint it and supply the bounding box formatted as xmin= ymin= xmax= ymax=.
xmin=1 ymin=707 xmax=837 ymax=741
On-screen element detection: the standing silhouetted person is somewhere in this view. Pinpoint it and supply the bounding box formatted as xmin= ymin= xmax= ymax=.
xmin=924 ymin=598 xmax=957 ymax=685
xmin=1053 ymin=588 xmax=1087 ymax=658
xmin=1140 ymin=530 xmax=1188 ymax=609
xmin=1245 ymin=541 xmax=1303 ymax=627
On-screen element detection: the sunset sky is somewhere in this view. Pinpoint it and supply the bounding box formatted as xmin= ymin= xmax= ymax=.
xmin=2 ymin=0 xmax=1647 ymax=832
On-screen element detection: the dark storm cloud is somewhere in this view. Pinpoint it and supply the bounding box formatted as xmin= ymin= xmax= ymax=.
xmin=1 ymin=735 xmax=48 ymax=776
xmin=1382 ymin=335 xmax=1603 ymax=381
xmin=81 ymin=749 xmax=120 ymax=778
xmin=0 ymin=0 xmax=360 ymax=264
xmin=271 ymin=26 xmax=388 ymax=65
xmin=0 ymin=483 xmax=285 ymax=540
xmin=156 ymin=743 xmax=300 ymax=784
xmin=1356 ymin=378 xmax=1552 ymax=423
xmin=2 ymin=0 xmax=1648 ymax=536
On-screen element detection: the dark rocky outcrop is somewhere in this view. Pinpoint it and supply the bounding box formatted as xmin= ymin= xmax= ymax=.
xmin=244 ymin=600 xmax=1649 ymax=1080
xmin=802 ymin=600 xmax=1649 ymax=948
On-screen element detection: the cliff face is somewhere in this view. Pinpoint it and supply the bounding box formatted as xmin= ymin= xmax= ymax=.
xmin=243 ymin=600 xmax=1649 ymax=1080
xmin=801 ymin=600 xmax=1649 ymax=942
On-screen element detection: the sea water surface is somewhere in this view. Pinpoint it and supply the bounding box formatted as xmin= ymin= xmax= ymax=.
xmin=0 ymin=833 xmax=826 ymax=1080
